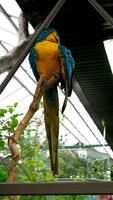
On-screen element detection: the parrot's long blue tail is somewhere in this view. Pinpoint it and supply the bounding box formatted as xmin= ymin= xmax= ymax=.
xmin=43 ymin=87 xmax=59 ymax=175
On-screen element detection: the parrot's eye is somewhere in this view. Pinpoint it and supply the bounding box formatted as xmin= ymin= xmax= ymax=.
xmin=51 ymin=38 xmax=55 ymax=42
xmin=50 ymin=37 xmax=57 ymax=43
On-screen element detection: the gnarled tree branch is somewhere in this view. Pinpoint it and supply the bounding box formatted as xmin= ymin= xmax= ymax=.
xmin=0 ymin=40 xmax=29 ymax=74
xmin=18 ymin=12 xmax=29 ymax=43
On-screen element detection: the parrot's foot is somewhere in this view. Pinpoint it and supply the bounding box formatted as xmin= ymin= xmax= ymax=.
xmin=43 ymin=73 xmax=60 ymax=89
xmin=52 ymin=72 xmax=60 ymax=79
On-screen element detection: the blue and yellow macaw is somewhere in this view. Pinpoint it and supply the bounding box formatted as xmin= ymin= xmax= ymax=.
xmin=28 ymin=27 xmax=75 ymax=175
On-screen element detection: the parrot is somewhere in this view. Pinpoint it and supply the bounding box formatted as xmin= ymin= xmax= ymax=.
xmin=28 ymin=27 xmax=75 ymax=175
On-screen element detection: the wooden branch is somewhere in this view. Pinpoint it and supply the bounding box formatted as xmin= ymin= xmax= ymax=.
xmin=8 ymin=78 xmax=43 ymax=200
xmin=8 ymin=74 xmax=60 ymax=200
xmin=8 ymin=78 xmax=43 ymax=183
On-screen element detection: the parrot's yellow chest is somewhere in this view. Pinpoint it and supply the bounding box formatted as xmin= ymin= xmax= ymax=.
xmin=34 ymin=40 xmax=61 ymax=80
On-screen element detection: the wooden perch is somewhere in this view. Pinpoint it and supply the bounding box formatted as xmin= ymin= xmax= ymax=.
xmin=7 ymin=74 xmax=59 ymax=200
xmin=8 ymin=74 xmax=60 ymax=183
xmin=8 ymin=78 xmax=43 ymax=183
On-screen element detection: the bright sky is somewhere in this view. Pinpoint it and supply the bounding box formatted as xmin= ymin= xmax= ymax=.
xmin=0 ymin=0 xmax=113 ymax=158
xmin=104 ymin=39 xmax=113 ymax=73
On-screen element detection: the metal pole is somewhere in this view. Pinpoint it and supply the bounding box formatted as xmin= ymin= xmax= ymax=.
xmin=62 ymin=144 xmax=108 ymax=149
xmin=0 ymin=4 xmax=18 ymax=32
xmin=0 ymin=0 xmax=66 ymax=94
xmin=88 ymin=0 xmax=113 ymax=27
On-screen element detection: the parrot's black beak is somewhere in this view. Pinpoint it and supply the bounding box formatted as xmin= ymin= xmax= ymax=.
xmin=56 ymin=36 xmax=60 ymax=44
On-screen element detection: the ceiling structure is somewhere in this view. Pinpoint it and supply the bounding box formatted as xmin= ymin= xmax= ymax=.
xmin=15 ymin=0 xmax=113 ymax=149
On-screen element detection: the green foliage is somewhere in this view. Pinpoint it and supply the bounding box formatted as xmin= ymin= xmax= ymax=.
xmin=0 ymin=103 xmax=111 ymax=200
xmin=87 ymin=158 xmax=110 ymax=180
xmin=59 ymin=150 xmax=87 ymax=179
xmin=0 ymin=103 xmax=20 ymax=150
xmin=0 ymin=164 xmax=8 ymax=182
xmin=0 ymin=138 xmax=5 ymax=151
xmin=16 ymin=117 xmax=54 ymax=183
xmin=0 ymin=195 xmax=91 ymax=200
xmin=0 ymin=108 xmax=7 ymax=117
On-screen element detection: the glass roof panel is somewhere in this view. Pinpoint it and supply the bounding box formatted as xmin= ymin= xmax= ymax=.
xmin=0 ymin=12 xmax=17 ymax=33
xmin=0 ymin=0 xmax=21 ymax=16
xmin=0 ymin=0 xmax=113 ymax=159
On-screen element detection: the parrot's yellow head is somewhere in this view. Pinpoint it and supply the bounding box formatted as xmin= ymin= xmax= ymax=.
xmin=46 ymin=32 xmax=59 ymax=43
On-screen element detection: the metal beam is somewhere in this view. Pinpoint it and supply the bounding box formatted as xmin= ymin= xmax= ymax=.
xmin=0 ymin=4 xmax=18 ymax=32
xmin=0 ymin=0 xmax=66 ymax=94
xmin=63 ymin=144 xmax=108 ymax=149
xmin=0 ymin=182 xmax=113 ymax=195
xmin=14 ymin=76 xmax=33 ymax=96
xmin=72 ymin=78 xmax=103 ymax=132
xmin=88 ymin=0 xmax=113 ymax=27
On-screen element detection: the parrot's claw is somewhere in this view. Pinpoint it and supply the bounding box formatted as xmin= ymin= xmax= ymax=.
xmin=43 ymin=73 xmax=60 ymax=89
xmin=42 ymin=80 xmax=49 ymax=89
xmin=53 ymin=72 xmax=60 ymax=79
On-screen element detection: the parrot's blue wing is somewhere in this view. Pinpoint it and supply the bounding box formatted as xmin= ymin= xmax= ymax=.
xmin=28 ymin=47 xmax=39 ymax=81
xmin=59 ymin=45 xmax=75 ymax=112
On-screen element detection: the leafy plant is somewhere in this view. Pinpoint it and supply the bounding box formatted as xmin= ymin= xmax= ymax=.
xmin=0 ymin=104 xmax=111 ymax=200
xmin=0 ymin=103 xmax=20 ymax=150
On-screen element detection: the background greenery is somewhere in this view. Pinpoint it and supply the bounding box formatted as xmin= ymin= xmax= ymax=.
xmin=0 ymin=103 xmax=111 ymax=199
